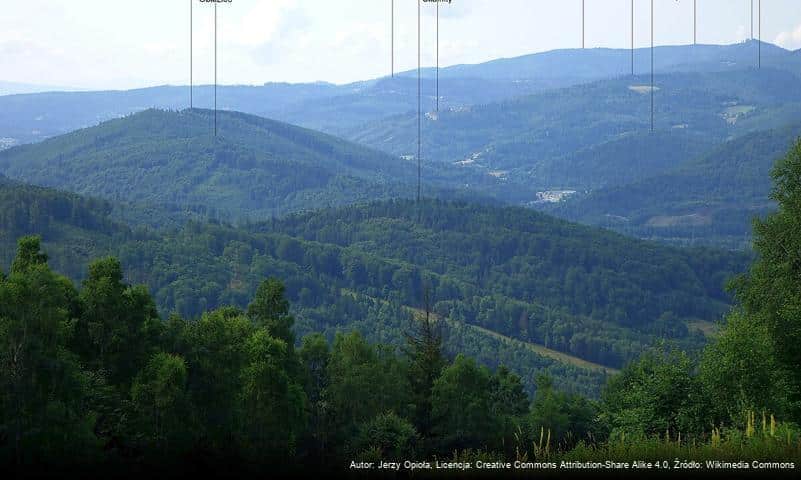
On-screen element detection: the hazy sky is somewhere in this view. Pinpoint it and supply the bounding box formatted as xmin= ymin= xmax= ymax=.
xmin=2 ymin=0 xmax=801 ymax=90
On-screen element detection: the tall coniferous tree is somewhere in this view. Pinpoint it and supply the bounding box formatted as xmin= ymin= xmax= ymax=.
xmin=404 ymin=287 xmax=445 ymax=439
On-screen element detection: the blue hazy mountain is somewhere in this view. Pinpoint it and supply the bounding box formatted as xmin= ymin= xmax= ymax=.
xmin=0 ymin=109 xmax=496 ymax=221
xmin=550 ymin=122 xmax=801 ymax=248
xmin=401 ymin=40 xmax=795 ymax=80
xmin=346 ymin=67 xmax=801 ymax=185
xmin=0 ymin=80 xmax=83 ymax=96
xmin=1 ymin=41 xmax=796 ymax=147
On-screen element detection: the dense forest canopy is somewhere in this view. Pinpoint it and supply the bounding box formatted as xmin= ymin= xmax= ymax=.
xmin=0 ymin=109 xmax=499 ymax=223
xmin=5 ymin=59 xmax=801 ymax=249
xmin=0 ymin=176 xmax=751 ymax=396
xmin=554 ymin=123 xmax=801 ymax=248
xmin=3 ymin=136 xmax=801 ymax=473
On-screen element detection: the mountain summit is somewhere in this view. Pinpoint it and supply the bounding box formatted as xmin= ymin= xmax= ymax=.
xmin=0 ymin=109 xmax=427 ymax=219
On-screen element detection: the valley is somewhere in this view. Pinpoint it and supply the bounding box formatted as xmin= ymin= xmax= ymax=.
xmin=4 ymin=22 xmax=801 ymax=471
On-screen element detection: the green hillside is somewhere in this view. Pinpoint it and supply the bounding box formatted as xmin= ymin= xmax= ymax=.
xmin=0 ymin=108 xmax=486 ymax=221
xmin=346 ymin=69 xmax=801 ymax=195
xmin=554 ymin=123 xmax=801 ymax=248
xmin=0 ymin=180 xmax=748 ymax=394
xmin=530 ymin=129 xmax=718 ymax=190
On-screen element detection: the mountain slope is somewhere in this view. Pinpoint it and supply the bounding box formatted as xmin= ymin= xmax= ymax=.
xmin=553 ymin=123 xmax=801 ymax=247
xmin=402 ymin=41 xmax=797 ymax=81
xmin=529 ymin=129 xmax=718 ymax=190
xmin=0 ymin=108 xmax=480 ymax=220
xmin=0 ymin=77 xmax=543 ymax=146
xmin=2 ymin=42 xmax=797 ymax=147
xmin=348 ymin=68 xmax=801 ymax=169
xmin=345 ymin=67 xmax=801 ymax=213
xmin=0 ymin=181 xmax=748 ymax=393
xmin=262 ymin=199 xmax=749 ymax=368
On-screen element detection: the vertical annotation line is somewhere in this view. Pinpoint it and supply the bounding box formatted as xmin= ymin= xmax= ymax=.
xmin=436 ymin=0 xmax=439 ymax=112
xmin=631 ymin=0 xmax=634 ymax=75
xmin=391 ymin=0 xmax=394 ymax=77
xmin=214 ymin=1 xmax=217 ymax=136
xmin=190 ymin=0 xmax=193 ymax=109
xmin=417 ymin=0 xmax=422 ymax=207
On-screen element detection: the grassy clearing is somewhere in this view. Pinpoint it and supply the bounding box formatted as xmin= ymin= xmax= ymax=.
xmin=465 ymin=323 xmax=619 ymax=375
xmin=406 ymin=303 xmax=618 ymax=375
xmin=341 ymin=288 xmax=618 ymax=375
xmin=687 ymin=319 xmax=720 ymax=338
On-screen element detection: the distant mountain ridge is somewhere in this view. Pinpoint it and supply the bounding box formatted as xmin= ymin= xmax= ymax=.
xmin=1 ymin=41 xmax=796 ymax=145
xmin=399 ymin=40 xmax=795 ymax=80
xmin=346 ymin=68 xmax=801 ymax=178
xmin=0 ymin=80 xmax=83 ymax=96
xmin=0 ymin=108 xmax=472 ymax=221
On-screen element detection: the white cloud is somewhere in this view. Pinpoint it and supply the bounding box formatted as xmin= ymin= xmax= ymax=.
xmin=775 ymin=24 xmax=801 ymax=50
xmin=2 ymin=0 xmax=801 ymax=89
xmin=224 ymin=0 xmax=296 ymax=47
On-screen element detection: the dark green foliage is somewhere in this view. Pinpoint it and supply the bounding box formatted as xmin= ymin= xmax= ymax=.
xmin=431 ymin=355 xmax=499 ymax=452
xmin=324 ymin=332 xmax=411 ymax=451
xmin=239 ymin=329 xmax=306 ymax=459
xmin=0 ymin=179 xmax=749 ymax=394
xmin=3 ymin=134 xmax=801 ymax=469
xmin=705 ymin=138 xmax=801 ymax=422
xmin=130 ymin=352 xmax=192 ymax=453
xmin=700 ymin=311 xmax=795 ymax=423
xmin=247 ymin=278 xmax=295 ymax=345
xmin=529 ymin=374 xmax=601 ymax=449
xmin=0 ymin=243 xmax=313 ymax=468
xmin=268 ymin=199 xmax=747 ymax=368
xmin=0 ymin=239 xmax=625 ymax=470
xmin=75 ymin=257 xmax=161 ymax=386
xmin=0 ymin=237 xmax=98 ymax=465
xmin=404 ymin=296 xmax=446 ymax=439
xmin=490 ymin=366 xmax=531 ymax=454
xmin=10 ymin=235 xmax=48 ymax=274
xmin=353 ymin=413 xmax=419 ymax=460
xmin=601 ymin=347 xmax=711 ymax=439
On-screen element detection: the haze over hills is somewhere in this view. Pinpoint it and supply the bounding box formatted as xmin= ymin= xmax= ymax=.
xmin=0 ymin=77 xmax=544 ymax=147
xmin=348 ymin=68 xmax=801 ymax=174
xmin=343 ymin=65 xmax=801 ymax=245
xmin=2 ymin=41 xmax=798 ymax=249
xmin=402 ymin=40 xmax=796 ymax=80
xmin=0 ymin=108 xmax=497 ymax=221
xmin=552 ymin=124 xmax=801 ymax=248
xmin=7 ymin=9 xmax=801 ymax=464
xmin=0 ymin=41 xmax=797 ymax=147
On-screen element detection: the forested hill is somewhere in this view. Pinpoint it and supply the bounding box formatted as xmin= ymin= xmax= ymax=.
xmin=0 ymin=108 xmax=481 ymax=221
xmin=0 ymin=181 xmax=749 ymax=395
xmin=346 ymin=68 xmax=801 ymax=175
xmin=554 ymin=123 xmax=801 ymax=248
xmin=264 ymin=200 xmax=748 ymax=340
xmin=3 ymin=41 xmax=794 ymax=147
